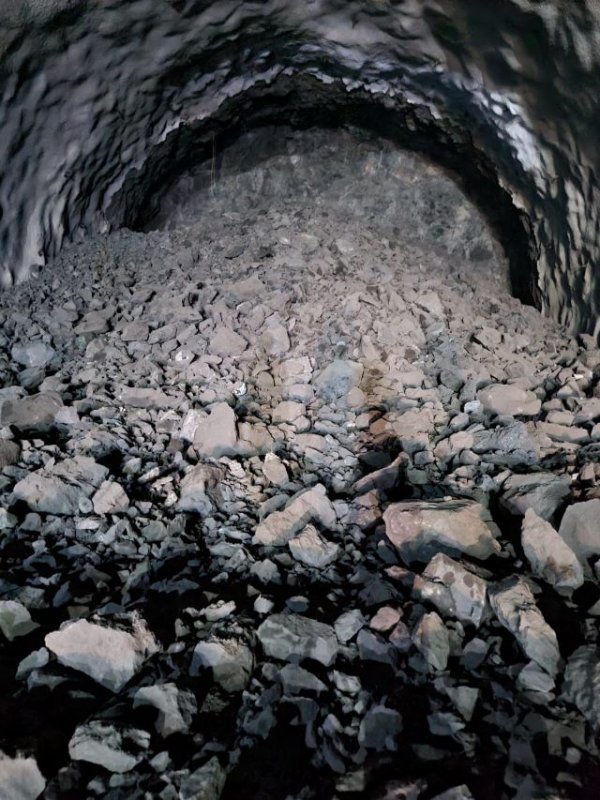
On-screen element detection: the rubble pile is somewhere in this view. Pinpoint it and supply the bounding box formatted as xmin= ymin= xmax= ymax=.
xmin=1 ymin=128 xmax=599 ymax=799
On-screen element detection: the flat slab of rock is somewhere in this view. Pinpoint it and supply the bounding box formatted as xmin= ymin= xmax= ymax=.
xmin=500 ymin=471 xmax=570 ymax=520
xmin=253 ymin=483 xmax=336 ymax=546
xmin=193 ymin=402 xmax=238 ymax=458
xmin=413 ymin=553 xmax=488 ymax=627
xmin=383 ymin=498 xmax=501 ymax=565
xmin=45 ymin=614 xmax=159 ymax=692
xmin=257 ymin=613 xmax=338 ymax=666
xmin=114 ymin=385 xmax=171 ymax=409
xmin=0 ymin=752 xmax=45 ymax=800
xmin=69 ymin=721 xmax=150 ymax=773
xmin=489 ymin=577 xmax=560 ymax=676
xmin=0 ymin=393 xmax=62 ymax=432
xmin=558 ymin=499 xmax=600 ymax=574
xmin=11 ymin=342 xmax=56 ymax=368
xmin=521 ymin=508 xmax=583 ymax=591
xmin=477 ymin=383 xmax=541 ymax=417
xmin=13 ymin=473 xmax=84 ymax=516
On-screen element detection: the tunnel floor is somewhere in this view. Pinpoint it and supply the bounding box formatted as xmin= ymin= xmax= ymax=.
xmin=1 ymin=128 xmax=600 ymax=800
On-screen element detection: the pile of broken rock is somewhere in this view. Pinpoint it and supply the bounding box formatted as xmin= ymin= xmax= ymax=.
xmin=1 ymin=132 xmax=600 ymax=800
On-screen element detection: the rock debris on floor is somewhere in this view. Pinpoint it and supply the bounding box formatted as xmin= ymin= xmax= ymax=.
xmin=1 ymin=127 xmax=600 ymax=799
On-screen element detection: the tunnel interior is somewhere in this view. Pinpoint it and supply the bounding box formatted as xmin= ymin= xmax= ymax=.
xmin=1 ymin=2 xmax=600 ymax=800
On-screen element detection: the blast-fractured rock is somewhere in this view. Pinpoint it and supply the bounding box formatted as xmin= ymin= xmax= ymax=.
xmin=68 ymin=721 xmax=150 ymax=773
xmin=0 ymin=601 xmax=38 ymax=642
xmin=190 ymin=638 xmax=253 ymax=692
xmin=133 ymin=683 xmax=197 ymax=737
xmin=253 ymin=483 xmax=336 ymax=546
xmin=288 ymin=524 xmax=340 ymax=568
xmin=489 ymin=577 xmax=560 ymax=676
xmin=521 ymin=509 xmax=583 ymax=591
xmin=257 ymin=613 xmax=338 ymax=666
xmin=477 ymin=383 xmax=541 ymax=417
xmin=45 ymin=614 xmax=159 ymax=692
xmin=412 ymin=612 xmax=450 ymax=671
xmin=558 ymin=499 xmax=600 ymax=574
xmin=314 ymin=359 xmax=363 ymax=401
xmin=0 ymin=752 xmax=45 ymax=800
xmin=413 ymin=553 xmax=488 ymax=627
xmin=193 ymin=402 xmax=238 ymax=458
xmin=562 ymin=646 xmax=600 ymax=729
xmin=0 ymin=392 xmax=62 ymax=432
xmin=383 ymin=498 xmax=501 ymax=565
xmin=500 ymin=471 xmax=570 ymax=520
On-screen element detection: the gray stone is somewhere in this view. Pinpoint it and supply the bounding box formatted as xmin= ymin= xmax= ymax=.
xmin=383 ymin=498 xmax=501 ymax=565
xmin=278 ymin=663 xmax=327 ymax=695
xmin=357 ymin=629 xmax=398 ymax=667
xmin=114 ymin=384 xmax=171 ymax=409
xmin=193 ymin=402 xmax=238 ymax=458
xmin=413 ymin=612 xmax=450 ymax=671
xmin=45 ymin=614 xmax=159 ymax=692
xmin=262 ymin=453 xmax=288 ymax=486
xmin=445 ymin=685 xmax=479 ymax=721
xmin=11 ymin=342 xmax=56 ymax=368
xmin=477 ymin=383 xmax=541 ymax=417
xmin=334 ymin=609 xmax=366 ymax=643
xmin=558 ymin=499 xmax=600 ymax=574
xmin=133 ymin=683 xmax=196 ymax=737
xmin=563 ymin=646 xmax=600 ymax=729
xmin=521 ymin=508 xmax=583 ymax=591
xmin=176 ymin=463 xmax=223 ymax=515
xmin=358 ymin=705 xmax=403 ymax=750
xmin=489 ymin=577 xmax=560 ymax=676
xmin=0 ymin=752 xmax=45 ymax=800
xmin=0 ymin=601 xmax=38 ymax=641
xmin=0 ymin=440 xmax=20 ymax=469
xmin=13 ymin=473 xmax=83 ymax=515
xmin=179 ymin=757 xmax=226 ymax=800
xmin=288 ymin=524 xmax=340 ymax=568
xmin=257 ymin=613 xmax=338 ymax=666
xmin=0 ymin=508 xmax=17 ymax=529
xmin=314 ymin=359 xmax=363 ymax=401
xmin=517 ymin=661 xmax=555 ymax=695
xmin=68 ymin=721 xmax=150 ymax=773
xmin=413 ymin=553 xmax=488 ymax=627
xmin=190 ymin=639 xmax=253 ymax=692
xmin=0 ymin=393 xmax=62 ymax=432
xmin=253 ymin=483 xmax=336 ymax=547
xmin=500 ymin=472 xmax=570 ymax=520
xmin=431 ymin=786 xmax=475 ymax=800
xmin=207 ymin=326 xmax=247 ymax=357
xmin=92 ymin=480 xmax=129 ymax=514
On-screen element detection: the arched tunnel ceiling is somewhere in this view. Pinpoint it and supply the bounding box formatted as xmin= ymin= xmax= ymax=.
xmin=0 ymin=0 xmax=599 ymax=336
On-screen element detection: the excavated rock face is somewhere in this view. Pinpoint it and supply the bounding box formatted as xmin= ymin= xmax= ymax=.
xmin=0 ymin=0 xmax=599 ymax=335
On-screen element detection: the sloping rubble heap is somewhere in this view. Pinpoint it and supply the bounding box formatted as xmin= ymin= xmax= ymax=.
xmin=1 ymin=132 xmax=600 ymax=800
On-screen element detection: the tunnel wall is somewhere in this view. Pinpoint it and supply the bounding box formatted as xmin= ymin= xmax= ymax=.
xmin=0 ymin=0 xmax=599 ymax=336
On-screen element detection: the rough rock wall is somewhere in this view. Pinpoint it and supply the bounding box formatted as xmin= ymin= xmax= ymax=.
xmin=0 ymin=0 xmax=599 ymax=335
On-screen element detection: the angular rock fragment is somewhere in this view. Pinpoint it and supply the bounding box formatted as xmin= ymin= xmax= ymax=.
xmin=489 ymin=577 xmax=560 ymax=676
xmin=358 ymin=705 xmax=403 ymax=750
xmin=383 ymin=498 xmax=501 ymax=565
xmin=11 ymin=342 xmax=56 ymax=368
xmin=69 ymin=721 xmax=150 ymax=773
xmin=179 ymin=757 xmax=226 ymax=800
xmin=0 ymin=752 xmax=45 ymax=800
xmin=208 ymin=325 xmax=247 ymax=357
xmin=190 ymin=638 xmax=253 ymax=692
xmin=45 ymin=614 xmax=159 ymax=692
xmin=0 ymin=393 xmax=62 ymax=432
xmin=257 ymin=614 xmax=338 ymax=666
xmin=0 ymin=440 xmax=21 ymax=469
xmin=92 ymin=480 xmax=129 ymax=515
xmin=521 ymin=509 xmax=583 ymax=591
xmin=558 ymin=499 xmax=600 ymax=574
xmin=193 ymin=402 xmax=238 ymax=458
xmin=114 ymin=384 xmax=171 ymax=409
xmin=563 ymin=646 xmax=600 ymax=729
xmin=431 ymin=786 xmax=475 ymax=800
xmin=413 ymin=553 xmax=487 ymax=627
xmin=253 ymin=483 xmax=336 ymax=546
xmin=0 ymin=601 xmax=38 ymax=641
xmin=500 ymin=471 xmax=570 ymax=520
xmin=133 ymin=683 xmax=197 ymax=737
xmin=13 ymin=473 xmax=83 ymax=516
xmin=334 ymin=609 xmax=365 ymax=644
xmin=314 ymin=360 xmax=363 ymax=401
xmin=412 ymin=612 xmax=450 ymax=671
xmin=288 ymin=524 xmax=339 ymax=568
xmin=176 ymin=463 xmax=223 ymax=515
xmin=277 ymin=663 xmax=327 ymax=695
xmin=477 ymin=383 xmax=541 ymax=417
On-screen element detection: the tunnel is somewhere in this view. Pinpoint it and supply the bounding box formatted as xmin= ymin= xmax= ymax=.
xmin=1 ymin=1 xmax=600 ymax=799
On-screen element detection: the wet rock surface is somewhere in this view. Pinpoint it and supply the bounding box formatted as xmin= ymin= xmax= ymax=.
xmin=0 ymin=128 xmax=600 ymax=799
